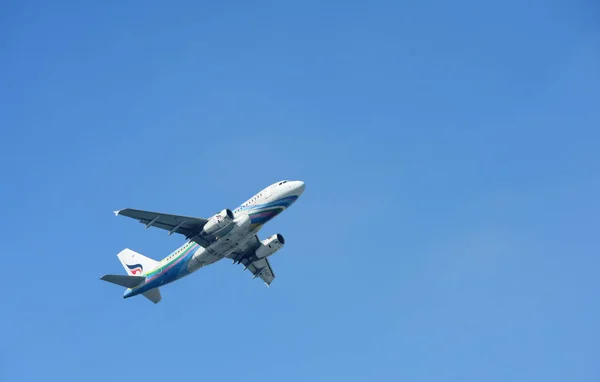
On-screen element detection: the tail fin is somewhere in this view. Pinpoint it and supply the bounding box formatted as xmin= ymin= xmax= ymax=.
xmin=117 ymin=248 xmax=158 ymax=276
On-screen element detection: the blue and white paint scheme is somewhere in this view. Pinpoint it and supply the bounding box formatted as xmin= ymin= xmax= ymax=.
xmin=100 ymin=180 xmax=305 ymax=304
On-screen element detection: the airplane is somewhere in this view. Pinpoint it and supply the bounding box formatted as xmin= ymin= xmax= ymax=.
xmin=100 ymin=180 xmax=305 ymax=304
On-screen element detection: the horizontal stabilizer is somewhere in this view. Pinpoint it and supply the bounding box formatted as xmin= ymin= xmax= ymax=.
xmin=100 ymin=274 xmax=145 ymax=288
xmin=143 ymin=288 xmax=162 ymax=304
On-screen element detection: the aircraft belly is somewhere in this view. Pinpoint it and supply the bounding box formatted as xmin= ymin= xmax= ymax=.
xmin=188 ymin=232 xmax=253 ymax=272
xmin=187 ymin=214 xmax=255 ymax=272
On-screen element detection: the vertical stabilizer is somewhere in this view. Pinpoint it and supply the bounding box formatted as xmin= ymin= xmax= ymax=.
xmin=117 ymin=248 xmax=159 ymax=276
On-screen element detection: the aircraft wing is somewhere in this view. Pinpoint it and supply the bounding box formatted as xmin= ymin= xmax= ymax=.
xmin=114 ymin=208 xmax=211 ymax=247
xmin=229 ymin=235 xmax=277 ymax=286
xmin=241 ymin=257 xmax=276 ymax=286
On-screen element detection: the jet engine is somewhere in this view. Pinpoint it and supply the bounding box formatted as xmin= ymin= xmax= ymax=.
xmin=201 ymin=209 xmax=235 ymax=236
xmin=255 ymin=234 xmax=285 ymax=259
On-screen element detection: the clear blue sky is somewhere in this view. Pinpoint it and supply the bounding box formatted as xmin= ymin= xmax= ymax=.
xmin=1 ymin=1 xmax=599 ymax=381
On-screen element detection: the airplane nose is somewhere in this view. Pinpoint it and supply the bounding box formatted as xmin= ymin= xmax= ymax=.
xmin=294 ymin=181 xmax=305 ymax=195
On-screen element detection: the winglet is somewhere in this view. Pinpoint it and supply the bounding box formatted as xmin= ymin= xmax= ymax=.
xmin=113 ymin=210 xmax=122 ymax=216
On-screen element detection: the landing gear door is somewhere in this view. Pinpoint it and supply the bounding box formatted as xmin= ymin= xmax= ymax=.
xmin=264 ymin=187 xmax=272 ymax=200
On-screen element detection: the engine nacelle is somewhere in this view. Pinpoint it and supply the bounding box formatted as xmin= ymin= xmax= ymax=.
xmin=201 ymin=208 xmax=235 ymax=236
xmin=255 ymin=234 xmax=285 ymax=259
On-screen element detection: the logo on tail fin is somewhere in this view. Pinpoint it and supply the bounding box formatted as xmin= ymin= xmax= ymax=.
xmin=126 ymin=263 xmax=143 ymax=275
